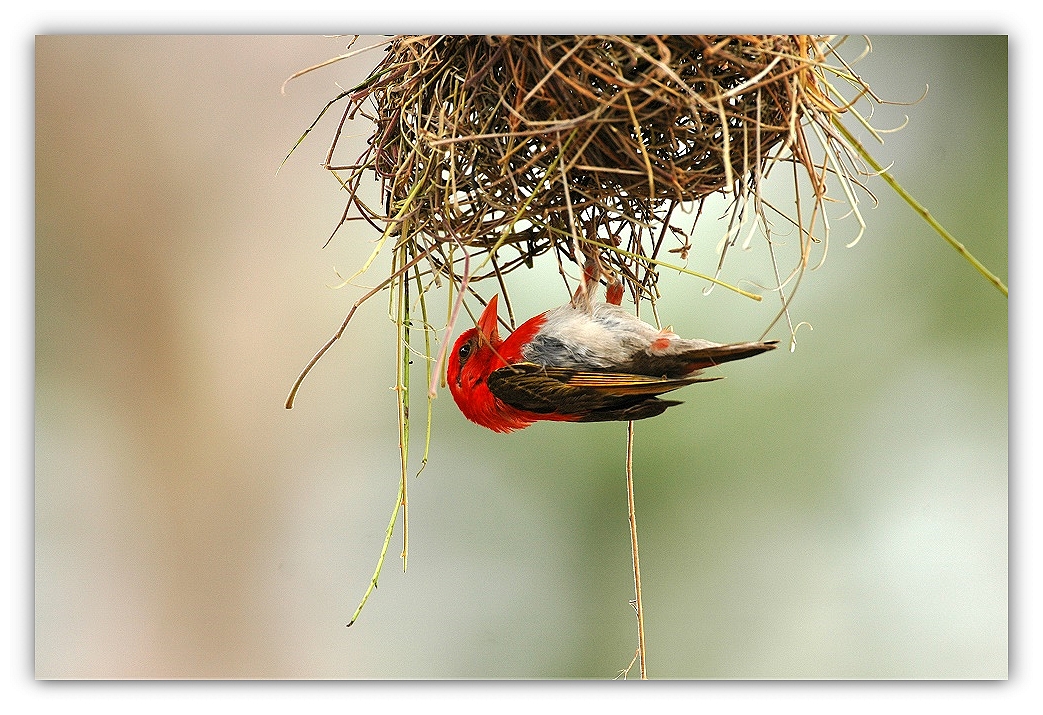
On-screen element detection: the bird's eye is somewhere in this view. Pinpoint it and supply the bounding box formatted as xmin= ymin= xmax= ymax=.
xmin=457 ymin=340 xmax=473 ymax=364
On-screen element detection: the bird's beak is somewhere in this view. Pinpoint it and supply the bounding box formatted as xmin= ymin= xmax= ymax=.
xmin=476 ymin=294 xmax=500 ymax=345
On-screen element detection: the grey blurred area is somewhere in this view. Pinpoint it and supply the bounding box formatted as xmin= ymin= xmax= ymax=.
xmin=35 ymin=35 xmax=1007 ymax=679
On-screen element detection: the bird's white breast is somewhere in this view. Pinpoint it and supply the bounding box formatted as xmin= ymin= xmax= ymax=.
xmin=522 ymin=303 xmax=661 ymax=369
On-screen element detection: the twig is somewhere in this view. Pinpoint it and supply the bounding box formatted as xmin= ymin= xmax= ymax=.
xmin=284 ymin=245 xmax=434 ymax=410
xmin=347 ymin=482 xmax=404 ymax=627
xmin=396 ymin=244 xmax=410 ymax=571
xmin=625 ymin=421 xmax=648 ymax=679
xmin=831 ymin=117 xmax=1008 ymax=297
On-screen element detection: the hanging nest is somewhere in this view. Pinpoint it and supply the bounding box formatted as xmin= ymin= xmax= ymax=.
xmin=304 ymin=34 xmax=866 ymax=306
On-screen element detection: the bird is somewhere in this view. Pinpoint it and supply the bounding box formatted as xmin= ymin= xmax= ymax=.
xmin=446 ymin=294 xmax=777 ymax=433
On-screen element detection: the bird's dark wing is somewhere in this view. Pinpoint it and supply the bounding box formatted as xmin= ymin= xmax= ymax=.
xmin=620 ymin=340 xmax=779 ymax=377
xmin=486 ymin=363 xmax=719 ymax=421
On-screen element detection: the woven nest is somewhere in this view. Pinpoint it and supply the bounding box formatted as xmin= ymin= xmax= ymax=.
xmin=311 ymin=34 xmax=853 ymax=303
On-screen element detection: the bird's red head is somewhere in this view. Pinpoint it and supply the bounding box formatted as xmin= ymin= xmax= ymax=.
xmin=447 ymin=296 xmax=503 ymax=420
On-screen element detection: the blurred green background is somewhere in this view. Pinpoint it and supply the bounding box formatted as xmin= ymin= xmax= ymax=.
xmin=35 ymin=35 xmax=1007 ymax=679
